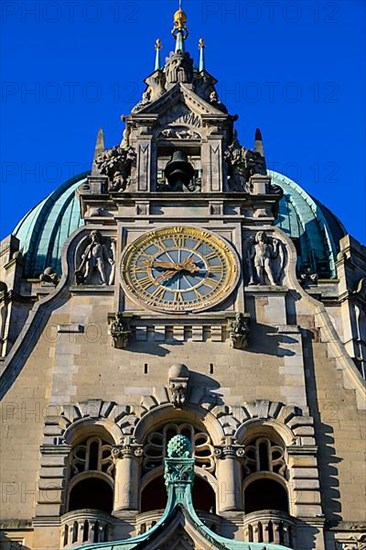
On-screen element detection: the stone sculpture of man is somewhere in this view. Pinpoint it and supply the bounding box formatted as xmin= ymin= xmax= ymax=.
xmin=76 ymin=230 xmax=114 ymax=285
xmin=252 ymin=231 xmax=279 ymax=286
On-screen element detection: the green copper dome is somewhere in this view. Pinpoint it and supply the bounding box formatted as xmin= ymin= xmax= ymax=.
xmin=12 ymin=171 xmax=346 ymax=279
xmin=13 ymin=173 xmax=88 ymax=278
xmin=271 ymin=171 xmax=346 ymax=278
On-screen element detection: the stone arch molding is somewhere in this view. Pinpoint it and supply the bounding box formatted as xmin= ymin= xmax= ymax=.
xmin=44 ymin=395 xmax=313 ymax=450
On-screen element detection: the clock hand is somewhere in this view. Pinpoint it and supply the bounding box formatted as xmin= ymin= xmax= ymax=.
xmin=155 ymin=270 xmax=178 ymax=283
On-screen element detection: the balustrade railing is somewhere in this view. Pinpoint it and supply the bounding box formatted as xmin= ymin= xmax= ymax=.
xmin=243 ymin=510 xmax=296 ymax=547
xmin=61 ymin=509 xmax=114 ymax=548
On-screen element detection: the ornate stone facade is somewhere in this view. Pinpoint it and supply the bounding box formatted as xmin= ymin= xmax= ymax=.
xmin=0 ymin=5 xmax=365 ymax=550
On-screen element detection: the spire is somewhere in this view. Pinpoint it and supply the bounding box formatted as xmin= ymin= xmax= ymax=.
xmin=172 ymin=0 xmax=189 ymax=53
xmin=254 ymin=128 xmax=265 ymax=157
xmin=92 ymin=128 xmax=104 ymax=172
xmin=154 ymin=38 xmax=162 ymax=71
xmin=198 ymin=38 xmax=205 ymax=71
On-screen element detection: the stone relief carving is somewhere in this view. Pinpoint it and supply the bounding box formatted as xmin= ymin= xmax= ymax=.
xmin=75 ymin=230 xmax=115 ymax=286
xmin=39 ymin=267 xmax=59 ymax=286
xmin=225 ymin=134 xmax=267 ymax=192
xmin=244 ymin=231 xmax=285 ymax=286
xmin=165 ymin=50 xmax=194 ymax=85
xmin=227 ymin=313 xmax=249 ymax=350
xmin=159 ymin=127 xmax=200 ymax=140
xmin=93 ymin=145 xmax=136 ymax=191
xmin=109 ymin=313 xmax=132 ymax=349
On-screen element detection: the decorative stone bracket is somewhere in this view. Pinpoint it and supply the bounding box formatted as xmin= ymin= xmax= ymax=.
xmin=168 ymin=363 xmax=190 ymax=408
xmin=108 ymin=313 xmax=135 ymax=349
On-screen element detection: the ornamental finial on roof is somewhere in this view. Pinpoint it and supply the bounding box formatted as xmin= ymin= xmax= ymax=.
xmin=172 ymin=0 xmax=189 ymax=52
xmin=154 ymin=38 xmax=162 ymax=70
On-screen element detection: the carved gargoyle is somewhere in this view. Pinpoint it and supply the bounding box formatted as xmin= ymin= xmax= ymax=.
xmin=94 ymin=145 xmax=136 ymax=192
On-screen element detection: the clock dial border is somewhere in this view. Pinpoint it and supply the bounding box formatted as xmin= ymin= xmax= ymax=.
xmin=120 ymin=226 xmax=240 ymax=313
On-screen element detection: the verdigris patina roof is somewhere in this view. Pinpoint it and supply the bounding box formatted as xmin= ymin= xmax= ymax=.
xmin=13 ymin=173 xmax=88 ymax=278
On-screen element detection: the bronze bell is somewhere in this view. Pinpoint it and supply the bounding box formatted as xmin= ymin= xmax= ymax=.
xmin=164 ymin=150 xmax=195 ymax=190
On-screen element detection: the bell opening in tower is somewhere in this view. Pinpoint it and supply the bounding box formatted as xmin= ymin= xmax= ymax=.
xmin=157 ymin=146 xmax=202 ymax=192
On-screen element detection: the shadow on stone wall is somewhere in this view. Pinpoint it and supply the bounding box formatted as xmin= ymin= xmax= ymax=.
xmin=247 ymin=322 xmax=297 ymax=357
xmin=302 ymin=329 xmax=342 ymax=523
xmin=0 ymin=534 xmax=31 ymax=550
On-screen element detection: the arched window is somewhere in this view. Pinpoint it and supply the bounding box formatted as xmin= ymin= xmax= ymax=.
xmin=143 ymin=422 xmax=215 ymax=473
xmin=243 ymin=434 xmax=289 ymax=515
xmin=67 ymin=434 xmax=114 ymax=514
xmin=244 ymin=436 xmax=287 ymax=478
xmin=244 ymin=478 xmax=289 ymax=514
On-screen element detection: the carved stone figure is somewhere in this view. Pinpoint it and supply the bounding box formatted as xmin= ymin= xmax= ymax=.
xmin=300 ymin=268 xmax=319 ymax=286
xmin=39 ymin=267 xmax=59 ymax=286
xmin=209 ymin=89 xmax=228 ymax=113
xmin=109 ymin=313 xmax=132 ymax=349
xmin=168 ymin=363 xmax=190 ymax=408
xmin=193 ymin=72 xmax=216 ymax=101
xmin=94 ymin=145 xmax=136 ymax=191
xmin=245 ymin=231 xmax=285 ymax=286
xmin=225 ymin=139 xmax=267 ymax=192
xmin=165 ymin=51 xmax=194 ymax=85
xmin=228 ymin=313 xmax=249 ymax=350
xmin=75 ymin=230 xmax=114 ymax=286
xmin=132 ymin=89 xmax=152 ymax=113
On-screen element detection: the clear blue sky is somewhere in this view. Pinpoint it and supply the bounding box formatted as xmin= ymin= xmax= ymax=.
xmin=1 ymin=0 xmax=365 ymax=243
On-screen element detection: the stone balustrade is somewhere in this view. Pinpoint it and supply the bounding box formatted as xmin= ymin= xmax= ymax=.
xmin=243 ymin=510 xmax=296 ymax=547
xmin=60 ymin=509 xmax=114 ymax=548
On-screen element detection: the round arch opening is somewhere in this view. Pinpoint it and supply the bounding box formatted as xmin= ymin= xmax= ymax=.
xmin=244 ymin=478 xmax=289 ymax=514
xmin=68 ymin=477 xmax=113 ymax=514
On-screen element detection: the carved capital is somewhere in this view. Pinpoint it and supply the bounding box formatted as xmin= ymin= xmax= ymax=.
xmin=214 ymin=441 xmax=245 ymax=460
xmin=112 ymin=443 xmax=143 ymax=462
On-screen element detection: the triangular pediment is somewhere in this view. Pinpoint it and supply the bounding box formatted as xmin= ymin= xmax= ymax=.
xmin=133 ymin=83 xmax=228 ymax=120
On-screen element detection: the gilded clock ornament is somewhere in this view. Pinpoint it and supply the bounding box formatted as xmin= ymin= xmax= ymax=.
xmin=120 ymin=226 xmax=239 ymax=313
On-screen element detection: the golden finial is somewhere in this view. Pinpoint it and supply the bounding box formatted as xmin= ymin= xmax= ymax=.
xmin=155 ymin=38 xmax=162 ymax=51
xmin=198 ymin=38 xmax=205 ymax=49
xmin=172 ymin=0 xmax=189 ymax=37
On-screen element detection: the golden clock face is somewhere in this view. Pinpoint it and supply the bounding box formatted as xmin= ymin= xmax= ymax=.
xmin=120 ymin=226 xmax=239 ymax=313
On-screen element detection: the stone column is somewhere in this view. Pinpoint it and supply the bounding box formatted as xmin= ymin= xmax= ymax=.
xmin=215 ymin=439 xmax=244 ymax=513
xmin=112 ymin=440 xmax=143 ymax=514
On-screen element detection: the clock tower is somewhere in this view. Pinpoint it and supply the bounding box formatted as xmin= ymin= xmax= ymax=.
xmin=1 ymin=4 xmax=365 ymax=550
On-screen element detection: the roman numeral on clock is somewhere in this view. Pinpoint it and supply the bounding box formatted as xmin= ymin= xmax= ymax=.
xmin=150 ymin=287 xmax=166 ymax=302
xmin=137 ymin=276 xmax=152 ymax=290
xmin=173 ymin=292 xmax=184 ymax=307
xmin=172 ymin=235 xmax=185 ymax=248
